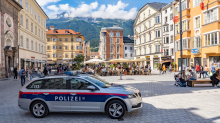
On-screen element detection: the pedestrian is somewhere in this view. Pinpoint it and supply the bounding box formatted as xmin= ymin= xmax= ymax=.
xmin=37 ymin=67 xmax=41 ymax=77
xmin=35 ymin=67 xmax=38 ymax=76
xmin=211 ymin=64 xmax=216 ymax=74
xmin=162 ymin=64 xmax=166 ymax=74
xmin=29 ymin=67 xmax=34 ymax=81
xmin=196 ymin=63 xmax=200 ymax=74
xmin=27 ymin=67 xmax=31 ymax=81
xmin=19 ymin=67 xmax=26 ymax=86
xmin=43 ymin=67 xmax=48 ymax=76
xmin=159 ymin=64 xmax=162 ymax=74
xmin=13 ymin=66 xmax=18 ymax=80
xmin=169 ymin=64 xmax=172 ymax=73
xmin=49 ymin=66 xmax=52 ymax=73
xmin=199 ymin=65 xmax=204 ymax=78
xmin=204 ymin=65 xmax=210 ymax=78
xmin=182 ymin=64 xmax=186 ymax=78
xmin=191 ymin=64 xmax=195 ymax=72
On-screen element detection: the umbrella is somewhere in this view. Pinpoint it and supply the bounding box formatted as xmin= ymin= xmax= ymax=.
xmin=109 ymin=58 xmax=130 ymax=63
xmin=85 ymin=59 xmax=104 ymax=64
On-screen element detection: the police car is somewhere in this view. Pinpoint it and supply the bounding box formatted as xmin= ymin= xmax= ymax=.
xmin=18 ymin=75 xmax=142 ymax=119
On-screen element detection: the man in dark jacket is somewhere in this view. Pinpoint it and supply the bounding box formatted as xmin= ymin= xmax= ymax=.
xmin=19 ymin=67 xmax=26 ymax=86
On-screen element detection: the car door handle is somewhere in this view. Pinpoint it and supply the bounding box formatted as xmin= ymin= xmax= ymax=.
xmin=70 ymin=93 xmax=76 ymax=95
xmin=43 ymin=93 xmax=49 ymax=95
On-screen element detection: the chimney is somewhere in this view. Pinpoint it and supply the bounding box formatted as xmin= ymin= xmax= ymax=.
xmin=113 ymin=25 xmax=119 ymax=27
xmin=50 ymin=25 xmax=55 ymax=30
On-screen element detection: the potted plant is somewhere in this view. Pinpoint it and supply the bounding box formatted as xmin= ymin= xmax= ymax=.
xmin=173 ymin=62 xmax=176 ymax=72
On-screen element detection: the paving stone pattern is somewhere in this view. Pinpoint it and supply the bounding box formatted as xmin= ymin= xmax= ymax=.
xmin=0 ymin=73 xmax=220 ymax=123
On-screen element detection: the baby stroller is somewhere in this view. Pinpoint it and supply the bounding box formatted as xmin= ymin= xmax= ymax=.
xmin=174 ymin=73 xmax=187 ymax=87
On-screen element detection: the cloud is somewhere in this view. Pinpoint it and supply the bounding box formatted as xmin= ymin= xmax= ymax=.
xmin=36 ymin=0 xmax=61 ymax=6
xmin=46 ymin=0 xmax=137 ymax=20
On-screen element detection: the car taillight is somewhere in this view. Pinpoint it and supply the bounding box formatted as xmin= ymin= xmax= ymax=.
xmin=19 ymin=91 xmax=23 ymax=98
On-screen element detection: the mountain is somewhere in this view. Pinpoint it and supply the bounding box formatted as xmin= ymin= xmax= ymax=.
xmin=46 ymin=17 xmax=134 ymax=49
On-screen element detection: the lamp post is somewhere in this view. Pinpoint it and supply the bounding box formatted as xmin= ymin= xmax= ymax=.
xmin=70 ymin=33 xmax=73 ymax=66
xmin=179 ymin=0 xmax=183 ymax=77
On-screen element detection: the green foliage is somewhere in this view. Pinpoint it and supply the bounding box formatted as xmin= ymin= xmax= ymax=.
xmin=102 ymin=62 xmax=105 ymax=67
xmin=123 ymin=63 xmax=128 ymax=69
xmin=74 ymin=54 xmax=85 ymax=68
xmin=110 ymin=64 xmax=114 ymax=70
xmin=157 ymin=63 xmax=162 ymax=69
xmin=46 ymin=18 xmax=134 ymax=48
xmin=173 ymin=62 xmax=176 ymax=69
xmin=90 ymin=63 xmax=94 ymax=68
xmin=133 ymin=64 xmax=136 ymax=69
xmin=90 ymin=47 xmax=99 ymax=52
xmin=80 ymin=64 xmax=85 ymax=68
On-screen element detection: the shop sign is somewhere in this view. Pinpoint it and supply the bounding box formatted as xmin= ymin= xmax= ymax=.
xmin=145 ymin=56 xmax=150 ymax=58
xmin=31 ymin=56 xmax=35 ymax=59
xmin=161 ymin=56 xmax=171 ymax=60
xmin=154 ymin=55 xmax=158 ymax=58
xmin=191 ymin=49 xmax=199 ymax=54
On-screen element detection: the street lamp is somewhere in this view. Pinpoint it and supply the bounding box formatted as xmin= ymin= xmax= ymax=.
xmin=70 ymin=33 xmax=73 ymax=66
xmin=179 ymin=0 xmax=183 ymax=77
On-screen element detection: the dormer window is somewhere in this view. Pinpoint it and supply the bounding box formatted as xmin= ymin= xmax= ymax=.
xmin=66 ymin=31 xmax=69 ymax=33
xmin=54 ymin=31 xmax=57 ymax=33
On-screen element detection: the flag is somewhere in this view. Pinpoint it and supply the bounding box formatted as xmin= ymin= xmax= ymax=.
xmin=144 ymin=25 xmax=148 ymax=30
xmin=172 ymin=7 xmax=179 ymax=22
xmin=135 ymin=30 xmax=139 ymax=38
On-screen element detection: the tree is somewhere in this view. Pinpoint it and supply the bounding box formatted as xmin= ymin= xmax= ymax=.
xmin=74 ymin=54 xmax=85 ymax=68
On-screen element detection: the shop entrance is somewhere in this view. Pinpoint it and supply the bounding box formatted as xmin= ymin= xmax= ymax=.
xmin=194 ymin=57 xmax=201 ymax=66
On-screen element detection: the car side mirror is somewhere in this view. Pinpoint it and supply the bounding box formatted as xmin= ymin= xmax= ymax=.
xmin=87 ymin=86 xmax=96 ymax=90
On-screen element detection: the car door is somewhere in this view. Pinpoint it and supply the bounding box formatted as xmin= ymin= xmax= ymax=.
xmin=68 ymin=77 xmax=102 ymax=111
xmin=40 ymin=78 xmax=70 ymax=111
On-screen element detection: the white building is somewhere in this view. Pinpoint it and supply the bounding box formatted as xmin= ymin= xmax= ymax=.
xmin=161 ymin=3 xmax=175 ymax=64
xmin=123 ymin=36 xmax=134 ymax=59
xmin=133 ymin=2 xmax=167 ymax=70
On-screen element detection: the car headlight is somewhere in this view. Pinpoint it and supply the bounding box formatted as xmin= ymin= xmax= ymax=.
xmin=127 ymin=93 xmax=137 ymax=99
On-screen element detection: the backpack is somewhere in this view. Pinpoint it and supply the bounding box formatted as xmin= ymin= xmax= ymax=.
xmin=22 ymin=70 xmax=26 ymax=76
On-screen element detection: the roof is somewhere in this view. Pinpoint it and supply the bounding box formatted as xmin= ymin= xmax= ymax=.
xmin=12 ymin=0 xmax=23 ymax=9
xmin=123 ymin=37 xmax=134 ymax=44
xmin=91 ymin=52 xmax=99 ymax=55
xmin=34 ymin=0 xmax=49 ymax=19
xmin=101 ymin=27 xmax=123 ymax=30
xmin=46 ymin=29 xmax=82 ymax=35
xmin=140 ymin=2 xmax=167 ymax=11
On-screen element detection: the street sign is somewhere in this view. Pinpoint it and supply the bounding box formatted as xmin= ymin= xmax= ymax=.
xmin=191 ymin=49 xmax=199 ymax=54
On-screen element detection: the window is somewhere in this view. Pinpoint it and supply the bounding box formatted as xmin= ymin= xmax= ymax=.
xmin=47 ymin=46 xmax=50 ymax=49
xmin=110 ymin=38 xmax=113 ymax=43
xmin=71 ymin=38 xmax=73 ymax=42
xmin=171 ymin=49 xmax=174 ymax=55
xmin=76 ymin=38 xmax=82 ymax=42
xmin=117 ymin=45 xmax=120 ymax=53
xmin=110 ymin=44 xmax=113 ymax=53
xmin=69 ymin=78 xmax=92 ymax=90
xmin=20 ymin=0 xmax=23 ymax=6
xmin=170 ymin=35 xmax=174 ymax=43
xmin=27 ymin=80 xmax=43 ymax=89
xmin=135 ymin=50 xmax=137 ymax=56
xmin=148 ymin=20 xmax=151 ymax=28
xmin=155 ymin=30 xmax=160 ymax=38
xmin=116 ymin=32 xmax=120 ymax=37
xmin=194 ymin=37 xmax=201 ymax=48
xmin=117 ymin=38 xmax=120 ymax=43
xmin=31 ymin=41 xmax=33 ymax=50
xmin=26 ymin=1 xmax=28 ymax=11
xmin=35 ymin=11 xmax=37 ymax=19
xmin=39 ymin=44 xmax=40 ymax=52
xmin=125 ymin=53 xmax=127 ymax=57
xmin=139 ymin=48 xmax=141 ymax=55
xmin=144 ymin=34 xmax=146 ymax=42
xmin=52 ymin=45 xmax=57 ymax=49
xmin=130 ymin=47 xmax=132 ymax=50
xmin=71 ymin=53 xmax=74 ymax=58
xmin=59 ymin=38 xmax=62 ymax=41
xmin=204 ymin=8 xmax=218 ymax=24
xmin=26 ymin=19 xmax=28 ymax=29
xmin=195 ymin=16 xmax=200 ymax=28
xmin=110 ymin=32 xmax=113 ymax=36
xmin=38 ymin=15 xmax=40 ymax=23
xmin=31 ymin=6 xmax=33 ymax=15
xmin=47 ymin=38 xmax=50 ymax=41
xmin=165 ymin=10 xmax=167 ymax=14
xmin=65 ymin=46 xmax=68 ymax=49
xmin=194 ymin=0 xmax=199 ymax=7
xmin=170 ymin=24 xmax=173 ymax=31
xmin=125 ymin=47 xmax=127 ymax=50
xmin=139 ymin=27 xmax=141 ymax=33
xmin=155 ymin=45 xmax=160 ymax=52
xmin=65 ymin=53 xmax=68 ymax=58
xmin=43 ymin=79 xmax=66 ymax=89
xmin=155 ymin=16 xmax=160 ymax=24
xmin=65 ymin=38 xmax=68 ymax=41
xmin=144 ymin=47 xmax=146 ymax=54
xmin=183 ymin=39 xmax=188 ymax=49
xmin=149 ymin=46 xmax=152 ymax=54
xmin=130 ymin=53 xmax=133 ymax=57
xmin=47 ymin=54 xmax=50 ymax=58
xmin=59 ymin=54 xmax=62 ymax=58
xmin=143 ymin=13 xmax=145 ymax=19
xmin=139 ymin=37 xmax=141 ymax=44
xmin=148 ymin=10 xmax=150 ymax=15
xmin=110 ymin=54 xmax=113 ymax=59
xmin=204 ymin=32 xmax=218 ymax=46
xmin=31 ymin=23 xmax=33 ymax=32
xmin=117 ymin=54 xmax=120 ymax=59
xmin=20 ymin=14 xmax=23 ymax=26
xmin=59 ymin=46 xmax=62 ymax=49
xmin=35 ymin=26 xmax=37 ymax=35
xmin=71 ymin=45 xmax=74 ymax=49
xmin=148 ymin=33 xmax=151 ymax=41
xmin=20 ymin=36 xmax=23 ymax=47
xmin=38 ymin=29 xmax=40 ymax=37
xmin=35 ymin=43 xmax=37 ymax=51
xmin=52 ymin=38 xmax=57 ymax=41
xmin=165 ymin=16 xmax=168 ymax=23
xmin=25 ymin=39 xmax=29 ymax=49
xmin=170 ymin=14 xmax=173 ymax=20
xmin=51 ymin=53 xmax=57 ymax=58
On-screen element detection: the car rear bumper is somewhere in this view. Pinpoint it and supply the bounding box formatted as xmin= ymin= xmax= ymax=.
xmin=18 ymin=98 xmax=31 ymax=111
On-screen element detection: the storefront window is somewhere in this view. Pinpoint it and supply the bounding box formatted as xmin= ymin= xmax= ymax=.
xmin=153 ymin=59 xmax=159 ymax=70
xmin=209 ymin=56 xmax=220 ymax=68
xmin=178 ymin=58 xmax=189 ymax=70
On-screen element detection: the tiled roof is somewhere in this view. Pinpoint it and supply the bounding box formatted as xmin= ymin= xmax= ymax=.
xmin=46 ymin=29 xmax=82 ymax=35
xmin=123 ymin=37 xmax=134 ymax=43
xmin=91 ymin=52 xmax=99 ymax=55
xmin=140 ymin=2 xmax=167 ymax=11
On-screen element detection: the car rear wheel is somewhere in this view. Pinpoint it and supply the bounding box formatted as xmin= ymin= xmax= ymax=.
xmin=106 ymin=100 xmax=126 ymax=119
xmin=31 ymin=101 xmax=48 ymax=118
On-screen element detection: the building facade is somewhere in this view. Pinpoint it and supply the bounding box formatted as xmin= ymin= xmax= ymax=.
xmin=90 ymin=52 xmax=99 ymax=59
xmin=161 ymin=3 xmax=175 ymax=65
xmin=17 ymin=0 xmax=48 ymax=70
xmin=133 ymin=2 xmax=167 ymax=70
xmin=0 ymin=0 xmax=22 ymax=78
xmin=84 ymin=41 xmax=90 ymax=61
xmin=46 ymin=26 xmax=85 ymax=66
xmin=99 ymin=25 xmax=124 ymax=61
xmin=174 ymin=0 xmax=220 ymax=69
xmin=123 ymin=36 xmax=134 ymax=59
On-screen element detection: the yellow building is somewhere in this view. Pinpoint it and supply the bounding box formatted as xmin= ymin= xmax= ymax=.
xmin=46 ymin=26 xmax=85 ymax=66
xmin=17 ymin=0 xmax=48 ymax=70
xmin=174 ymin=0 xmax=220 ymax=69
xmin=84 ymin=41 xmax=91 ymax=61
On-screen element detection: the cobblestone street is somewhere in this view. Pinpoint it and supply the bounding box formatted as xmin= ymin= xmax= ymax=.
xmin=0 ymin=73 xmax=220 ymax=123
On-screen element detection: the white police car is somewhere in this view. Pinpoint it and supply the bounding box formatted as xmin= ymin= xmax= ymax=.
xmin=18 ymin=75 xmax=142 ymax=119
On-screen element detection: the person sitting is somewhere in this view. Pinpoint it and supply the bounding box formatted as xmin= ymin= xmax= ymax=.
xmin=187 ymin=70 xmax=197 ymax=80
xmin=102 ymin=67 xmax=107 ymax=76
xmin=176 ymin=74 xmax=187 ymax=87
xmin=210 ymin=70 xmax=220 ymax=87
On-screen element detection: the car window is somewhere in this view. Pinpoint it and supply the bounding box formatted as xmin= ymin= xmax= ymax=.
xmin=42 ymin=78 xmax=67 ymax=89
xmin=70 ymin=78 xmax=93 ymax=90
xmin=85 ymin=76 xmax=111 ymax=88
xmin=27 ymin=80 xmax=43 ymax=89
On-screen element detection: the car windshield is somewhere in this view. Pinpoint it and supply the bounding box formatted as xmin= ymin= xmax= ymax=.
xmin=85 ymin=76 xmax=111 ymax=88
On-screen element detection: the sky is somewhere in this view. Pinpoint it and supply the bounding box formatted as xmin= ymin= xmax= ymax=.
xmin=36 ymin=0 xmax=172 ymax=19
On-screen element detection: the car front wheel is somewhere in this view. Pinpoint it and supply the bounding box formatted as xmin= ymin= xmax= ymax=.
xmin=106 ymin=100 xmax=126 ymax=119
xmin=30 ymin=101 xmax=48 ymax=118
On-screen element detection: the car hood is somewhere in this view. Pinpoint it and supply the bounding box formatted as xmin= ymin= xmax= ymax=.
xmin=104 ymin=84 xmax=139 ymax=94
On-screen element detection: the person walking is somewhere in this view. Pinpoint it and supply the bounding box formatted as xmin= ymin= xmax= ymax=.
xmin=196 ymin=63 xmax=200 ymax=74
xmin=35 ymin=67 xmax=38 ymax=77
xmin=204 ymin=65 xmax=210 ymax=78
xmin=211 ymin=64 xmax=216 ymax=74
xmin=191 ymin=64 xmax=195 ymax=72
xmin=49 ymin=66 xmax=52 ymax=73
xmin=43 ymin=67 xmax=48 ymax=76
xmin=37 ymin=67 xmax=41 ymax=77
xmin=169 ymin=64 xmax=172 ymax=73
xmin=199 ymin=65 xmax=204 ymax=78
xmin=29 ymin=67 xmax=34 ymax=81
xmin=13 ymin=67 xmax=18 ymax=80
xmin=159 ymin=64 xmax=162 ymax=74
xmin=19 ymin=67 xmax=26 ymax=86
xmin=162 ymin=64 xmax=166 ymax=74
xmin=27 ymin=67 xmax=31 ymax=81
